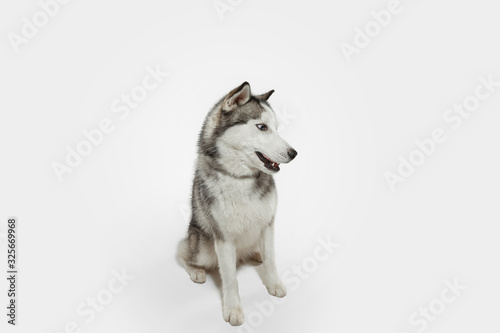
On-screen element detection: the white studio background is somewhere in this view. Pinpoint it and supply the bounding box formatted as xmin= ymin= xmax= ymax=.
xmin=0 ymin=0 xmax=499 ymax=332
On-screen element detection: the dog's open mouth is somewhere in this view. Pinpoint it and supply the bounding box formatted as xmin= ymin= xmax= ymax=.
xmin=255 ymin=152 xmax=280 ymax=172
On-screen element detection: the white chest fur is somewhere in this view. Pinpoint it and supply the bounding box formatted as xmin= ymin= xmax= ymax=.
xmin=208 ymin=174 xmax=277 ymax=249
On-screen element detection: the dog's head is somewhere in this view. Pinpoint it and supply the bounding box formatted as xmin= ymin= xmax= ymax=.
xmin=208 ymin=82 xmax=297 ymax=175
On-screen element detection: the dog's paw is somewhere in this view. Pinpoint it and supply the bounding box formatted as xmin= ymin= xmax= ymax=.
xmin=266 ymin=281 xmax=287 ymax=297
xmin=223 ymin=306 xmax=244 ymax=326
xmin=189 ymin=268 xmax=206 ymax=284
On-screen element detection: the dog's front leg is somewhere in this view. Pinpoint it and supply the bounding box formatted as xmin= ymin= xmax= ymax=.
xmin=262 ymin=224 xmax=287 ymax=297
xmin=214 ymin=239 xmax=244 ymax=326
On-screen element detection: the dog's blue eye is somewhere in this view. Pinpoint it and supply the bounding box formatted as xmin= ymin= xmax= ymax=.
xmin=256 ymin=124 xmax=268 ymax=131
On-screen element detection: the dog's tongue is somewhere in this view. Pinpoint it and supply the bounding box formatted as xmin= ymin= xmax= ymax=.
xmin=256 ymin=152 xmax=280 ymax=171
xmin=262 ymin=153 xmax=278 ymax=165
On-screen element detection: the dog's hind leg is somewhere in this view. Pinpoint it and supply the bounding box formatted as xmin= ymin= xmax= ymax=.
xmin=186 ymin=265 xmax=206 ymax=284
xmin=248 ymin=242 xmax=263 ymax=264
xmin=177 ymin=232 xmax=209 ymax=284
xmin=250 ymin=252 xmax=263 ymax=264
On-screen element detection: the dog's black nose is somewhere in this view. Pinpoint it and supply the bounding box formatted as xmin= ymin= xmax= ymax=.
xmin=288 ymin=149 xmax=298 ymax=160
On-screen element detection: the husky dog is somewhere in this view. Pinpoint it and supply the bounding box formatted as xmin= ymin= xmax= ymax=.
xmin=177 ymin=82 xmax=297 ymax=326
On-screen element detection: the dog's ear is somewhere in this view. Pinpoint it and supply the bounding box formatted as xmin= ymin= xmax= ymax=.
xmin=222 ymin=82 xmax=251 ymax=111
xmin=255 ymin=90 xmax=274 ymax=101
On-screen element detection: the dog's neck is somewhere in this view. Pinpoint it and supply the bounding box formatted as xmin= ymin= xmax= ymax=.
xmin=200 ymin=148 xmax=261 ymax=179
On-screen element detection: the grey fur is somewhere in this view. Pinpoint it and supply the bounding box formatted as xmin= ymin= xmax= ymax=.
xmin=253 ymin=172 xmax=275 ymax=198
xmin=182 ymin=85 xmax=273 ymax=265
xmin=198 ymin=97 xmax=267 ymax=159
